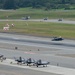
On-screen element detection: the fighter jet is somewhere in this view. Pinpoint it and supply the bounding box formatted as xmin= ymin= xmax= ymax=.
xmin=58 ymin=18 xmax=62 ymax=21
xmin=0 ymin=54 xmax=3 ymax=59
xmin=14 ymin=57 xmax=35 ymax=65
xmin=14 ymin=57 xmax=25 ymax=64
xmin=52 ymin=36 xmax=64 ymax=41
xmin=21 ymin=16 xmax=30 ymax=20
xmin=43 ymin=17 xmax=48 ymax=20
xmin=14 ymin=57 xmax=50 ymax=67
xmin=34 ymin=59 xmax=50 ymax=67
xmin=26 ymin=58 xmax=35 ymax=66
xmin=0 ymin=54 xmax=6 ymax=61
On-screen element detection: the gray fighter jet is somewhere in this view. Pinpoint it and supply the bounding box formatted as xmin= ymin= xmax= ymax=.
xmin=14 ymin=57 xmax=35 ymax=65
xmin=26 ymin=58 xmax=35 ymax=66
xmin=14 ymin=57 xmax=50 ymax=67
xmin=34 ymin=59 xmax=50 ymax=67
xmin=14 ymin=57 xmax=25 ymax=64
xmin=0 ymin=54 xmax=6 ymax=61
xmin=52 ymin=36 xmax=64 ymax=41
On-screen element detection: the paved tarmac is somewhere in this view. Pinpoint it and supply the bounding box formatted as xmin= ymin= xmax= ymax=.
xmin=0 ymin=33 xmax=75 ymax=68
xmin=0 ymin=19 xmax=75 ymax=24
xmin=0 ymin=64 xmax=58 ymax=75
xmin=0 ymin=33 xmax=75 ymax=75
xmin=1 ymin=59 xmax=75 ymax=75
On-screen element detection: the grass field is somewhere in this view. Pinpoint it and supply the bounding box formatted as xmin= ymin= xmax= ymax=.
xmin=0 ymin=21 xmax=75 ymax=39
xmin=0 ymin=8 xmax=75 ymax=39
xmin=0 ymin=8 xmax=75 ymax=20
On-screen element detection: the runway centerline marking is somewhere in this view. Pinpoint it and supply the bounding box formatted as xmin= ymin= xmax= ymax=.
xmin=24 ymin=51 xmax=36 ymax=54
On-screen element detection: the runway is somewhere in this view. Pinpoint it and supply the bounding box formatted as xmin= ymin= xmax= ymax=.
xmin=0 ymin=33 xmax=75 ymax=75
xmin=0 ymin=64 xmax=57 ymax=75
xmin=1 ymin=58 xmax=75 ymax=75
xmin=0 ymin=36 xmax=75 ymax=47
xmin=0 ymin=19 xmax=75 ymax=24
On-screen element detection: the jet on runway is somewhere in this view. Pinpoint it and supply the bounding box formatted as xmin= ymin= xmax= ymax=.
xmin=34 ymin=59 xmax=50 ymax=67
xmin=14 ymin=57 xmax=35 ymax=65
xmin=14 ymin=57 xmax=25 ymax=64
xmin=52 ymin=36 xmax=64 ymax=41
xmin=0 ymin=54 xmax=3 ymax=58
xmin=14 ymin=57 xmax=50 ymax=67
xmin=0 ymin=54 xmax=6 ymax=61
xmin=26 ymin=58 xmax=35 ymax=66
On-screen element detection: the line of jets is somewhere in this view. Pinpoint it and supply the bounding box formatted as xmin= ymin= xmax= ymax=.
xmin=14 ymin=56 xmax=50 ymax=67
xmin=0 ymin=54 xmax=50 ymax=67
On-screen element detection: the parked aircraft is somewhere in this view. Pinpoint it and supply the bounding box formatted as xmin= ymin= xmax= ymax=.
xmin=14 ymin=57 xmax=35 ymax=65
xmin=0 ymin=54 xmax=3 ymax=59
xmin=22 ymin=16 xmax=30 ymax=20
xmin=43 ymin=17 xmax=48 ymax=20
xmin=14 ymin=57 xmax=50 ymax=67
xmin=0 ymin=54 xmax=6 ymax=61
xmin=26 ymin=58 xmax=35 ymax=66
xmin=58 ymin=18 xmax=63 ymax=21
xmin=14 ymin=57 xmax=25 ymax=64
xmin=34 ymin=59 xmax=50 ymax=67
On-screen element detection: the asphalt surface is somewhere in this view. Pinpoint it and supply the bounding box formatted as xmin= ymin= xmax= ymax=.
xmin=0 ymin=33 xmax=62 ymax=75
xmin=0 ymin=64 xmax=59 ymax=75
xmin=0 ymin=18 xmax=75 ymax=75
xmin=0 ymin=19 xmax=75 ymax=24
xmin=0 ymin=36 xmax=75 ymax=47
xmin=0 ymin=33 xmax=75 ymax=75
xmin=0 ymin=33 xmax=75 ymax=67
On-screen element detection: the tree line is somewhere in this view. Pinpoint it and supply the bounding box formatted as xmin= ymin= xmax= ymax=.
xmin=0 ymin=0 xmax=75 ymax=10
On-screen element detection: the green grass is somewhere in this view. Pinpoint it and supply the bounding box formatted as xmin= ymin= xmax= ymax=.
xmin=0 ymin=21 xmax=75 ymax=39
xmin=0 ymin=8 xmax=75 ymax=20
xmin=0 ymin=8 xmax=75 ymax=39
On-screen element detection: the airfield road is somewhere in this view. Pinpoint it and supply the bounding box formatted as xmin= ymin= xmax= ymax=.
xmin=0 ymin=33 xmax=75 ymax=75
xmin=0 ymin=13 xmax=75 ymax=75
xmin=0 ymin=33 xmax=75 ymax=67
xmin=0 ymin=19 xmax=75 ymax=24
xmin=1 ymin=59 xmax=75 ymax=75
xmin=0 ymin=64 xmax=58 ymax=75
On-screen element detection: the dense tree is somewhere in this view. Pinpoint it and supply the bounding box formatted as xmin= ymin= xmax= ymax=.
xmin=0 ymin=0 xmax=74 ymax=9
xmin=3 ymin=0 xmax=17 ymax=9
